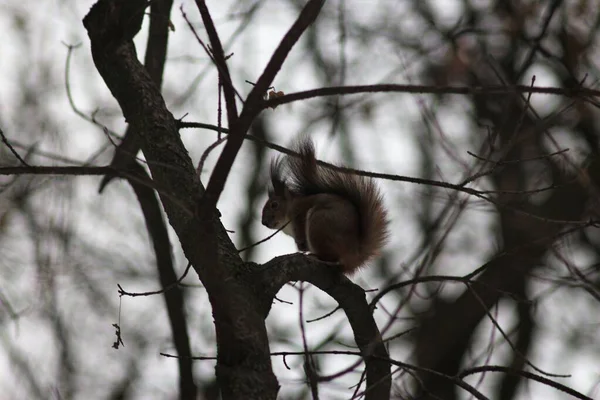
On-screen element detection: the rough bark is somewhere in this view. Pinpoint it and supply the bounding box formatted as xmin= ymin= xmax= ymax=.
xmin=84 ymin=1 xmax=279 ymax=398
xmin=83 ymin=1 xmax=391 ymax=399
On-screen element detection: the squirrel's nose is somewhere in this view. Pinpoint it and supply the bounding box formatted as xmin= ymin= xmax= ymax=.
xmin=262 ymin=215 xmax=276 ymax=228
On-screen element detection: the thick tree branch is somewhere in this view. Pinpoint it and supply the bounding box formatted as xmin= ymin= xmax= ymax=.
xmin=254 ymin=253 xmax=391 ymax=400
xmin=83 ymin=1 xmax=279 ymax=398
xmin=87 ymin=1 xmax=196 ymax=395
xmin=98 ymin=0 xmax=175 ymax=192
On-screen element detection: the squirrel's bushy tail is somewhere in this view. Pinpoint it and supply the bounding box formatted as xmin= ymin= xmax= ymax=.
xmin=286 ymin=138 xmax=389 ymax=272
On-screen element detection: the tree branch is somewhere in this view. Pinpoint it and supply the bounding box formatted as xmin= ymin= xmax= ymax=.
xmin=197 ymin=0 xmax=325 ymax=219
xmin=262 ymin=83 xmax=600 ymax=109
xmin=254 ymin=253 xmax=391 ymax=400
xmin=194 ymin=0 xmax=238 ymax=131
xmin=98 ymin=0 xmax=175 ymax=193
xmin=123 ymin=161 xmax=196 ymax=400
xmin=83 ymin=1 xmax=279 ymax=398
xmin=0 ymin=165 xmax=113 ymax=175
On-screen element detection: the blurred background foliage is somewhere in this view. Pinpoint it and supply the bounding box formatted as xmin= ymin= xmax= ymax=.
xmin=0 ymin=0 xmax=599 ymax=399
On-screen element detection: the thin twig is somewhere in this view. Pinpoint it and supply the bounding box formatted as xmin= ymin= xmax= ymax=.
xmin=237 ymin=220 xmax=292 ymax=253
xmin=160 ymin=350 xmax=491 ymax=400
xmin=196 ymin=136 xmax=228 ymax=177
xmin=459 ymin=366 xmax=593 ymax=400
xmin=117 ymin=262 xmax=194 ymax=297
xmin=0 ymin=128 xmax=29 ymax=166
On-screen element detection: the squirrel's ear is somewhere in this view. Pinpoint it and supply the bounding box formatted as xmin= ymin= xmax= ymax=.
xmin=283 ymin=186 xmax=294 ymax=201
xmin=270 ymin=156 xmax=286 ymax=195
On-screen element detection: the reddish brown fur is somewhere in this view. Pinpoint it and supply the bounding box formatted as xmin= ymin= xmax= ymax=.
xmin=261 ymin=138 xmax=389 ymax=274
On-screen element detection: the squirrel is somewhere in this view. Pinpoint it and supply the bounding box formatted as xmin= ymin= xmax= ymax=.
xmin=261 ymin=138 xmax=389 ymax=274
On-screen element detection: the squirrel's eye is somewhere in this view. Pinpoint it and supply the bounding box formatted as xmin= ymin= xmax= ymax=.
xmin=270 ymin=201 xmax=279 ymax=209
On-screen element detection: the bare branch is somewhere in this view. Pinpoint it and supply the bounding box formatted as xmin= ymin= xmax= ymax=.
xmin=255 ymin=253 xmax=391 ymax=400
xmin=263 ymin=83 xmax=600 ymax=109
xmin=0 ymin=165 xmax=112 ymax=176
xmin=197 ymin=0 xmax=326 ymax=220
xmin=459 ymin=366 xmax=594 ymax=400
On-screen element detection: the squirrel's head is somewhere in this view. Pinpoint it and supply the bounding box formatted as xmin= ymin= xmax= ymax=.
xmin=262 ymin=157 xmax=292 ymax=229
xmin=261 ymin=191 xmax=291 ymax=230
